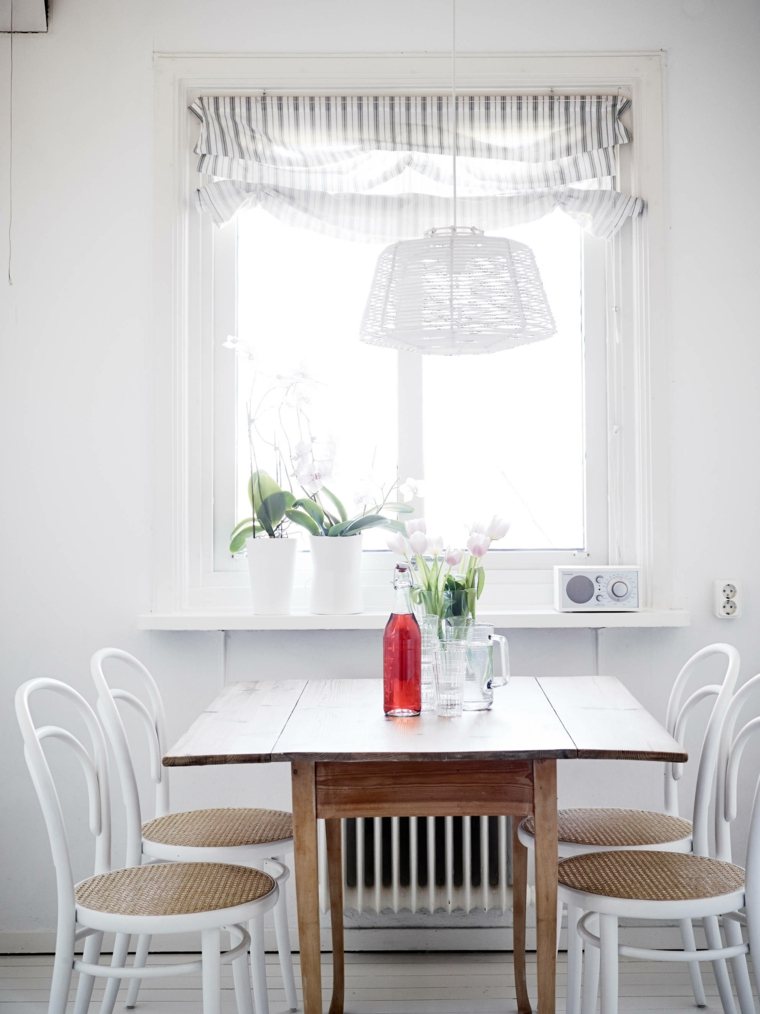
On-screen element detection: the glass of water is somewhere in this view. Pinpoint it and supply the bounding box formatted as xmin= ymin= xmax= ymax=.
xmin=433 ymin=641 xmax=468 ymax=717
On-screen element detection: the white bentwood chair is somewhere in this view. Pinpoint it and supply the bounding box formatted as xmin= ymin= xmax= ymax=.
xmin=17 ymin=677 xmax=278 ymax=1014
xmin=515 ymin=642 xmax=740 ymax=1014
xmin=558 ymin=669 xmax=760 ymax=1014
xmin=91 ymin=647 xmax=298 ymax=1014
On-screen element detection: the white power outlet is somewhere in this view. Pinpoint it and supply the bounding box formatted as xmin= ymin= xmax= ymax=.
xmin=714 ymin=580 xmax=741 ymax=618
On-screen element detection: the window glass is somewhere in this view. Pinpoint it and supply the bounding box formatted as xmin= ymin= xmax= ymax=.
xmin=235 ymin=207 xmax=585 ymax=552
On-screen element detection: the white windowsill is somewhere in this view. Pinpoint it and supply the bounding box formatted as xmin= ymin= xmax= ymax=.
xmin=137 ymin=608 xmax=689 ymax=631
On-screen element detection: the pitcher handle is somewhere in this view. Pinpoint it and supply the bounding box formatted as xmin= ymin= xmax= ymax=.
xmin=491 ymin=634 xmax=510 ymax=687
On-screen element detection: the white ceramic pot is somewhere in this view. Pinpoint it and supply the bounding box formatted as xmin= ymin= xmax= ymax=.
xmin=308 ymin=533 xmax=363 ymax=614
xmin=245 ymin=536 xmax=297 ymax=614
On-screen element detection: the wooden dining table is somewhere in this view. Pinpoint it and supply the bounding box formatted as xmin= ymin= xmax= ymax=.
xmin=163 ymin=675 xmax=686 ymax=1014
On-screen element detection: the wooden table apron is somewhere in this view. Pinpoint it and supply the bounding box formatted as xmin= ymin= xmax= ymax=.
xmin=164 ymin=676 xmax=686 ymax=1014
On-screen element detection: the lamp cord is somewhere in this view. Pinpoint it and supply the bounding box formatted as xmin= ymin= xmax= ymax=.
xmin=451 ymin=0 xmax=457 ymax=231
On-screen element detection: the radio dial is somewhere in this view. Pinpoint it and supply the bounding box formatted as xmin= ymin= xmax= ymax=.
xmin=610 ymin=580 xmax=629 ymax=599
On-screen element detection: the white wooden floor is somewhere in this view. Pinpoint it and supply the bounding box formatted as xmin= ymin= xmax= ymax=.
xmin=0 ymin=951 xmax=757 ymax=1013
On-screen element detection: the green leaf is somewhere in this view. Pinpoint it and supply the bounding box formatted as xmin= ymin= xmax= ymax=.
xmin=320 ymin=486 xmax=347 ymax=523
xmin=327 ymin=520 xmax=352 ymax=537
xmin=257 ymin=490 xmax=296 ymax=535
xmin=476 ymin=565 xmax=486 ymax=599
xmin=381 ymin=502 xmax=414 ymax=513
xmin=384 ymin=518 xmax=408 ymax=534
xmin=285 ymin=508 xmax=322 ymax=536
xmin=247 ymin=470 xmax=282 ymax=512
xmin=342 ymin=514 xmax=391 ymax=535
xmin=292 ymin=498 xmax=326 ymax=531
xmin=229 ymin=520 xmax=263 ymax=554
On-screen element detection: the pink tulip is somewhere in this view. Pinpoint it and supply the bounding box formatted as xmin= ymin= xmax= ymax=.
xmin=467 ymin=532 xmax=491 ymax=558
xmin=485 ymin=515 xmax=510 ymax=540
xmin=427 ymin=535 xmax=444 ymax=556
xmin=444 ymin=548 xmax=463 ymax=567
xmin=409 ymin=531 xmax=428 ymax=555
xmin=386 ymin=532 xmax=409 ymax=556
xmin=407 ymin=518 xmax=427 ymax=535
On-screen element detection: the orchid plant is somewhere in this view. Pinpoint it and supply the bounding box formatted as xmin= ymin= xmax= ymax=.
xmin=387 ymin=515 xmax=510 ymax=623
xmin=225 ymin=339 xmax=411 ymax=550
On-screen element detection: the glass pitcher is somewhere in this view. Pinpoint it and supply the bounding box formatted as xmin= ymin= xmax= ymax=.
xmin=459 ymin=623 xmax=510 ymax=711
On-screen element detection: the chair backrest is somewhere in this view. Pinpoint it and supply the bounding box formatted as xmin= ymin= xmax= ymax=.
xmin=716 ymin=670 xmax=760 ymax=978
xmin=15 ymin=678 xmax=112 ymax=928
xmin=663 ymin=642 xmax=740 ymax=855
xmin=90 ymin=648 xmax=170 ymax=867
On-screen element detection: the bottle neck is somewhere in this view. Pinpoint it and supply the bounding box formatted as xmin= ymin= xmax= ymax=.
xmin=391 ymin=565 xmax=414 ymax=615
xmin=392 ymin=582 xmax=413 ymax=615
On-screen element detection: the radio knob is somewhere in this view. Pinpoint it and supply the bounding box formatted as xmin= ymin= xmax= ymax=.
xmin=611 ymin=580 xmax=629 ymax=599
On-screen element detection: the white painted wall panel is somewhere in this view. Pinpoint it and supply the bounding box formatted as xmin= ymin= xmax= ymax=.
xmin=1 ymin=0 xmax=759 ymax=945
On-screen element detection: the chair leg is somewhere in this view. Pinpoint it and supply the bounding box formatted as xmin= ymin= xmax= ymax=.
xmin=679 ymin=919 xmax=707 ymax=1007
xmin=249 ymin=913 xmax=270 ymax=1014
xmin=272 ymin=863 xmax=298 ymax=1012
xmin=99 ymin=931 xmax=130 ymax=1014
xmin=124 ymin=933 xmax=151 ymax=1009
xmin=231 ymin=929 xmax=255 ymax=1014
xmin=566 ymin=904 xmax=583 ymax=1014
xmin=74 ymin=930 xmax=104 ymax=1014
xmin=599 ymin=914 xmax=619 ymax=1014
xmin=722 ymin=917 xmax=755 ymax=1014
xmin=581 ymin=913 xmax=600 ymax=1014
xmin=49 ymin=918 xmax=77 ymax=1014
xmin=511 ymin=820 xmax=532 ymax=1014
xmin=201 ymin=927 xmax=222 ymax=1014
xmin=704 ymin=915 xmax=738 ymax=1014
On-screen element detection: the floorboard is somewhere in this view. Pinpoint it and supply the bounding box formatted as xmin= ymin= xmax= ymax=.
xmin=0 ymin=951 xmax=757 ymax=1012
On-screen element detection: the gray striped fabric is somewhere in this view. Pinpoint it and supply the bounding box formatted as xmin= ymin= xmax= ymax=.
xmin=190 ymin=94 xmax=644 ymax=238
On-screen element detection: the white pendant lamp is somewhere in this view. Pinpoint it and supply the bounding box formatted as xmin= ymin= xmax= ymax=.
xmin=359 ymin=3 xmax=556 ymax=356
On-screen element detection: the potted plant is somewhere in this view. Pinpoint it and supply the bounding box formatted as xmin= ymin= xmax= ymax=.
xmin=288 ymin=457 xmax=410 ymax=613
xmin=229 ymin=469 xmax=301 ymax=615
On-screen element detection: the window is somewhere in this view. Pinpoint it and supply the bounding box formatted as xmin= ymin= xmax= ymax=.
xmin=152 ymin=54 xmax=667 ymax=618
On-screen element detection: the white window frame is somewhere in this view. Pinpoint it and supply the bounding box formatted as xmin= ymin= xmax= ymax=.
xmin=151 ymin=52 xmax=668 ymax=618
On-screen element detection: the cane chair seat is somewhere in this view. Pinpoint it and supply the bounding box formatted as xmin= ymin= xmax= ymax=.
xmin=521 ymin=807 xmax=692 ymax=848
xmin=142 ymin=808 xmax=293 ymax=850
xmin=76 ymin=862 xmax=277 ymax=917
xmin=558 ymin=849 xmax=745 ymax=903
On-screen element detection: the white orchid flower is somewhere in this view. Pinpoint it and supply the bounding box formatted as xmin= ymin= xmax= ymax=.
xmin=485 ymin=515 xmax=510 ymax=541
xmin=407 ymin=518 xmax=427 ymax=535
xmin=467 ymin=532 xmax=492 ymax=558
xmin=408 ymin=530 xmax=429 ymax=556
xmin=386 ymin=532 xmax=409 ymax=556
xmin=398 ymin=477 xmax=425 ymax=502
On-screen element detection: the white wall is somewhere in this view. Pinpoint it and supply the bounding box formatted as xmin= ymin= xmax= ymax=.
xmin=1 ymin=0 xmax=760 ymax=946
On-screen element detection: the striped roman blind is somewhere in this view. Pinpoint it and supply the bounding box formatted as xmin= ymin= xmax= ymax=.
xmin=190 ymin=94 xmax=644 ymax=239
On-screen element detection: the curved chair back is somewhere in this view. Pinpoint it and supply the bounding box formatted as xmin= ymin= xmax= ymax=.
xmin=15 ymin=679 xmax=112 ymax=930
xmin=663 ymin=642 xmax=740 ymax=856
xmin=716 ymin=671 xmax=760 ymax=986
xmin=90 ymin=648 xmax=170 ymax=867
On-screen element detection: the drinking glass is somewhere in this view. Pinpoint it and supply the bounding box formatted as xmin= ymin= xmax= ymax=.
xmin=433 ymin=642 xmax=468 ymax=717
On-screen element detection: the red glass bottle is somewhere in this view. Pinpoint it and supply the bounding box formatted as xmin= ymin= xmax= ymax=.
xmin=383 ymin=564 xmax=421 ymax=717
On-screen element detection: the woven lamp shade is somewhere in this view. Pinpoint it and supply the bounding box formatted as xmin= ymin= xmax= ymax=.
xmin=360 ymin=227 xmax=556 ymax=355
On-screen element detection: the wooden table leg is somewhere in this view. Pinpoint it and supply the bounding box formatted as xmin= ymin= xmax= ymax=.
xmin=291 ymin=761 xmax=323 ymax=1014
xmin=512 ymin=817 xmax=532 ymax=1014
xmin=533 ymin=759 xmax=558 ymax=1014
xmin=325 ymin=819 xmax=345 ymax=1014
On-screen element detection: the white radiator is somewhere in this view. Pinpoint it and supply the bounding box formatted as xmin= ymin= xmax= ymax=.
xmin=320 ymin=815 xmax=512 ymax=916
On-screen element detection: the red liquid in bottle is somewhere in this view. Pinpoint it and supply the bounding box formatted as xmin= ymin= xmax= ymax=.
xmin=383 ymin=611 xmax=421 ymax=717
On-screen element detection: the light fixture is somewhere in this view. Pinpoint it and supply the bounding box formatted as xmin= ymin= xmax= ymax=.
xmin=359 ymin=2 xmax=556 ymax=355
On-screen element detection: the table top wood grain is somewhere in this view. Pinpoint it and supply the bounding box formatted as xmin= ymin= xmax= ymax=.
xmin=163 ymin=676 xmax=687 ymax=767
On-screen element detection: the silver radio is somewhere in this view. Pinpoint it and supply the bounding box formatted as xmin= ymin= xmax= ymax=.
xmin=554 ymin=565 xmax=639 ymax=611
